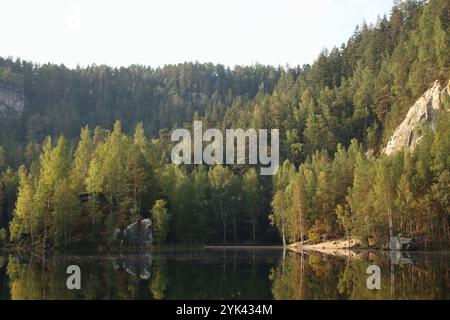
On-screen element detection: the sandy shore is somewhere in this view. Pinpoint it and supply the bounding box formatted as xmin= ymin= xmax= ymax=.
xmin=203 ymin=240 xmax=361 ymax=257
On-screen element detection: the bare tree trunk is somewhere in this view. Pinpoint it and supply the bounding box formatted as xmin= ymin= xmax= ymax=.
xmin=298 ymin=198 xmax=304 ymax=246
xmin=233 ymin=218 xmax=237 ymax=243
xmin=223 ymin=220 xmax=227 ymax=244
xmin=388 ymin=194 xmax=393 ymax=238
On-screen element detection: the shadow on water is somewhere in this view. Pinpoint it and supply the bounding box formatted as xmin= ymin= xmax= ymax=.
xmin=0 ymin=249 xmax=448 ymax=300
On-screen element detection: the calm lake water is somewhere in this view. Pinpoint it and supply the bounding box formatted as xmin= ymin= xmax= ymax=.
xmin=0 ymin=249 xmax=448 ymax=300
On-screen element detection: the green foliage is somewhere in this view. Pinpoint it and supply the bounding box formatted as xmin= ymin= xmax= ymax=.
xmin=271 ymin=114 xmax=450 ymax=246
xmin=0 ymin=0 xmax=449 ymax=248
xmin=52 ymin=178 xmax=80 ymax=248
xmin=0 ymin=228 xmax=6 ymax=244
xmin=242 ymin=168 xmax=261 ymax=243
xmin=151 ymin=200 xmax=170 ymax=244
xmin=208 ymin=165 xmax=241 ymax=243
xmin=9 ymin=166 xmax=34 ymax=242
xmin=0 ymin=146 xmax=6 ymax=171
xmin=71 ymin=126 xmax=93 ymax=193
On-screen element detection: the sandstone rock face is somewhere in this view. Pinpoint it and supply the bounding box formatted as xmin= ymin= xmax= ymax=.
xmin=0 ymin=84 xmax=24 ymax=115
xmin=114 ymin=218 xmax=152 ymax=247
xmin=384 ymin=81 xmax=448 ymax=156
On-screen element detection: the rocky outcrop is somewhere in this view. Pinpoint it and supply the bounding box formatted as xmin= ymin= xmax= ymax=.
xmin=113 ymin=219 xmax=152 ymax=247
xmin=0 ymin=83 xmax=24 ymax=115
xmin=383 ymin=80 xmax=449 ymax=156
xmin=388 ymin=235 xmax=416 ymax=251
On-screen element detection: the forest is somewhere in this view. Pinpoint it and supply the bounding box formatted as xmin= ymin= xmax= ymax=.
xmin=0 ymin=0 xmax=449 ymax=249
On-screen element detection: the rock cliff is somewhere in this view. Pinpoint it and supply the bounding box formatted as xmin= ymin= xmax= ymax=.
xmin=0 ymin=83 xmax=24 ymax=115
xmin=113 ymin=219 xmax=152 ymax=247
xmin=384 ymin=80 xmax=449 ymax=156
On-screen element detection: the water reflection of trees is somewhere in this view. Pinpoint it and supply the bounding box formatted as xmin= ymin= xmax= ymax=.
xmin=4 ymin=254 xmax=167 ymax=300
xmin=270 ymin=251 xmax=449 ymax=300
xmin=2 ymin=250 xmax=448 ymax=300
xmin=2 ymin=249 xmax=274 ymax=300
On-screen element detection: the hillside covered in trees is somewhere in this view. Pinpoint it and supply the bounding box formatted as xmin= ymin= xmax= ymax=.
xmin=0 ymin=0 xmax=449 ymax=249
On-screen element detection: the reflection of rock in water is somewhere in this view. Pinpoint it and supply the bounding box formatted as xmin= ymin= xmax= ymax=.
xmin=389 ymin=251 xmax=414 ymax=266
xmin=113 ymin=255 xmax=152 ymax=280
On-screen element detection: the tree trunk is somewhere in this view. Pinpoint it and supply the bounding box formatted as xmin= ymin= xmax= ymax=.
xmin=223 ymin=220 xmax=227 ymax=244
xmin=233 ymin=218 xmax=237 ymax=243
xmin=252 ymin=221 xmax=256 ymax=243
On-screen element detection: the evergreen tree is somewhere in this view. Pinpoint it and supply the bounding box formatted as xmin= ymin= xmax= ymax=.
xmin=242 ymin=168 xmax=260 ymax=243
xmin=71 ymin=126 xmax=93 ymax=193
xmin=151 ymin=200 xmax=170 ymax=244
xmin=10 ymin=166 xmax=34 ymax=242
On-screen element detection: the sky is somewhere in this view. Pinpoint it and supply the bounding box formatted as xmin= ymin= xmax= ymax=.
xmin=1 ymin=0 xmax=394 ymax=68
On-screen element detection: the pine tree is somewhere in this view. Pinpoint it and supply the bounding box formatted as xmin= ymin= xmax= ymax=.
xmin=315 ymin=170 xmax=335 ymax=236
xmin=208 ymin=165 xmax=240 ymax=243
xmin=10 ymin=166 xmax=34 ymax=242
xmin=270 ymin=190 xmax=290 ymax=246
xmin=348 ymin=153 xmax=376 ymax=245
xmin=151 ymin=200 xmax=170 ymax=244
xmin=1 ymin=167 xmax=18 ymax=223
xmin=270 ymin=160 xmax=295 ymax=245
xmin=0 ymin=146 xmax=5 ymax=172
xmin=396 ymin=150 xmax=416 ymax=235
xmin=71 ymin=126 xmax=93 ymax=193
xmin=191 ymin=165 xmax=210 ymax=242
xmin=242 ymin=168 xmax=260 ymax=243
xmin=290 ymin=172 xmax=308 ymax=245
xmin=32 ymin=136 xmax=71 ymax=246
xmin=126 ymin=143 xmax=148 ymax=219
xmin=373 ymin=156 xmax=402 ymax=240
xmin=52 ymin=178 xmax=80 ymax=249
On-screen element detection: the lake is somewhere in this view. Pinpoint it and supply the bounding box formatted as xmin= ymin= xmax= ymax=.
xmin=0 ymin=248 xmax=448 ymax=300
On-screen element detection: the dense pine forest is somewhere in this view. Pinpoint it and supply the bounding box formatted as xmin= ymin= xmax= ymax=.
xmin=0 ymin=0 xmax=449 ymax=249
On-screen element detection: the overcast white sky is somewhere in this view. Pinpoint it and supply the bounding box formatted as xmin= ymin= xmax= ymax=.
xmin=1 ymin=0 xmax=394 ymax=68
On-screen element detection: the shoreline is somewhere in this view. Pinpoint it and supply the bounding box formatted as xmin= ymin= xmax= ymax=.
xmin=204 ymin=245 xmax=284 ymax=250
xmin=287 ymin=239 xmax=361 ymax=258
xmin=289 ymin=238 xmax=359 ymax=250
